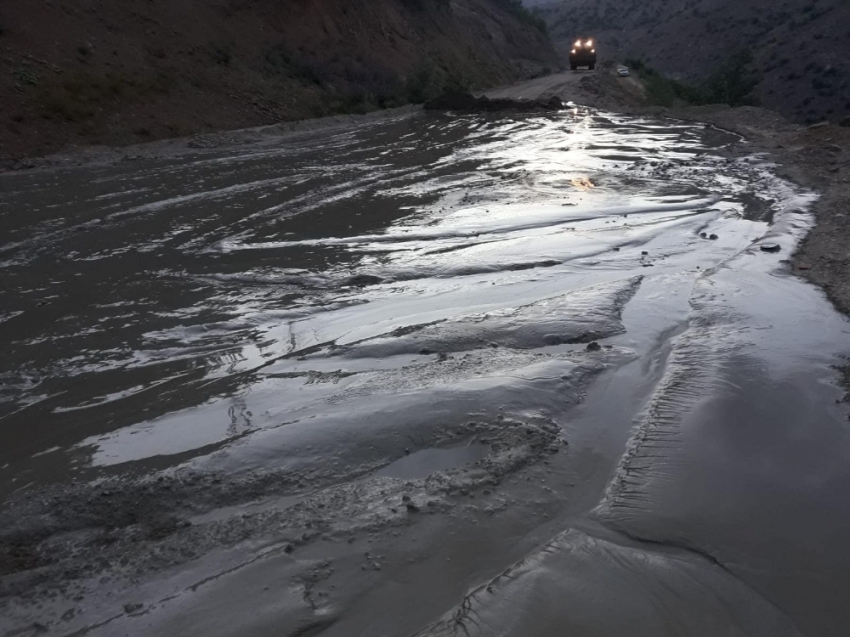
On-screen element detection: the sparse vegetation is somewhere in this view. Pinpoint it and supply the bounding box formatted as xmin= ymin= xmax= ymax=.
xmin=402 ymin=0 xmax=452 ymax=11
xmin=39 ymin=72 xmax=175 ymax=122
xmin=210 ymin=45 xmax=233 ymax=66
xmin=494 ymin=0 xmax=548 ymax=33
xmin=626 ymin=51 xmax=759 ymax=108
xmin=13 ymin=69 xmax=39 ymax=87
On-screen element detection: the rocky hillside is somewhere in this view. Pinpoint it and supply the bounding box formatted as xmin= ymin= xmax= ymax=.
xmin=0 ymin=0 xmax=557 ymax=158
xmin=528 ymin=0 xmax=850 ymax=124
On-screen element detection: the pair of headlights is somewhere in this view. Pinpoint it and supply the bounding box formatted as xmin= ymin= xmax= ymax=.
xmin=571 ymin=48 xmax=596 ymax=54
xmin=574 ymin=39 xmax=594 ymax=48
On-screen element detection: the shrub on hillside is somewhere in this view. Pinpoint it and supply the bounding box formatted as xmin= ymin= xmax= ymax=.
xmin=626 ymin=51 xmax=759 ymax=108
xmin=401 ymin=0 xmax=451 ymax=11
xmin=493 ymin=0 xmax=548 ymax=33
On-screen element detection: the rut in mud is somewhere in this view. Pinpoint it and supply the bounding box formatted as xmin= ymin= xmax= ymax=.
xmin=2 ymin=108 xmax=850 ymax=637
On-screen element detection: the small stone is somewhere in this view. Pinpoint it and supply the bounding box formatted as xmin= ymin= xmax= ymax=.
xmin=641 ymin=251 xmax=649 ymax=256
xmin=829 ymin=166 xmax=840 ymax=173
xmin=402 ymin=495 xmax=411 ymax=502
xmin=406 ymin=502 xmax=421 ymax=513
xmin=586 ymin=342 xmax=602 ymax=352
xmin=760 ymin=244 xmax=781 ymax=253
xmin=699 ymin=232 xmax=707 ymax=238
xmin=124 ymin=603 xmax=143 ymax=614
xmin=709 ymin=234 xmax=718 ymax=240
xmin=283 ymin=544 xmax=294 ymax=554
xmin=798 ymin=264 xmax=812 ymax=270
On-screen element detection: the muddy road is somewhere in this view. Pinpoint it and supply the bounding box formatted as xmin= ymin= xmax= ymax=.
xmin=3 ymin=106 xmax=850 ymax=636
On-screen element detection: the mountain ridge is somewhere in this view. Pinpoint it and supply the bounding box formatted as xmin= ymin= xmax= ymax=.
xmin=528 ymin=0 xmax=850 ymax=123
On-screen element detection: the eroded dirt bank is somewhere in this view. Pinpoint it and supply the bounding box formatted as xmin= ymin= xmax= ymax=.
xmin=3 ymin=72 xmax=850 ymax=637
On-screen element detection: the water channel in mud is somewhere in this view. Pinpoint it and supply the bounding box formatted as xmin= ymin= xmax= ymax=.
xmin=3 ymin=108 xmax=850 ymax=636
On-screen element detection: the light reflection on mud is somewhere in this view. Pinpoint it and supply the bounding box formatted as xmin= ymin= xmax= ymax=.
xmin=4 ymin=108 xmax=850 ymax=637
xmin=0 ymin=110 xmax=750 ymax=482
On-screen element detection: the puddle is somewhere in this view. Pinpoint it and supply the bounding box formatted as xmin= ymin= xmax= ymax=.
xmin=375 ymin=444 xmax=489 ymax=479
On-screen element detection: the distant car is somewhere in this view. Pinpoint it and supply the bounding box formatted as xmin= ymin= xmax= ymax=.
xmin=569 ymin=37 xmax=597 ymax=71
xmin=617 ymin=66 xmax=630 ymax=77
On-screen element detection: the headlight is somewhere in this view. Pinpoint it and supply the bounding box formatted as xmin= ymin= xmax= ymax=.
xmin=575 ymin=40 xmax=582 ymax=48
xmin=571 ymin=49 xmax=576 ymax=54
xmin=591 ymin=49 xmax=596 ymax=53
xmin=586 ymin=40 xmax=593 ymax=47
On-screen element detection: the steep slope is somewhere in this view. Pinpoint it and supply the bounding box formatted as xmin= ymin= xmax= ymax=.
xmin=528 ymin=0 xmax=850 ymax=124
xmin=0 ymin=0 xmax=557 ymax=158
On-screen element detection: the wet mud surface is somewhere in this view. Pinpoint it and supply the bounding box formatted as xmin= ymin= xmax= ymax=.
xmin=2 ymin=107 xmax=850 ymax=636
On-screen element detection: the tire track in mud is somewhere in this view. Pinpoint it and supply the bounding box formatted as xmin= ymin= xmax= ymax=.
xmin=411 ymin=160 xmax=836 ymax=636
xmin=413 ymin=276 xmax=808 ymax=637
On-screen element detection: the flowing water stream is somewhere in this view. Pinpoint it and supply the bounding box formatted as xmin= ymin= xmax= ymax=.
xmin=2 ymin=108 xmax=850 ymax=636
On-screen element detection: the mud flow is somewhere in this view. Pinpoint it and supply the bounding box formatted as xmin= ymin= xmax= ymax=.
xmin=2 ymin=109 xmax=850 ymax=637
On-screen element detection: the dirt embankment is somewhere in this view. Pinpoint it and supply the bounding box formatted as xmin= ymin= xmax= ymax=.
xmin=0 ymin=0 xmax=558 ymax=159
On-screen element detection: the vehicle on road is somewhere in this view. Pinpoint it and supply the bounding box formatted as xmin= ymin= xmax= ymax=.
xmin=617 ymin=66 xmax=630 ymax=77
xmin=570 ymin=37 xmax=597 ymax=71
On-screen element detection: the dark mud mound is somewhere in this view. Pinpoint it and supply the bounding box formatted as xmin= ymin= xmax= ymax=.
xmin=425 ymin=92 xmax=566 ymax=113
xmin=416 ymin=528 xmax=802 ymax=637
xmin=332 ymin=277 xmax=642 ymax=359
